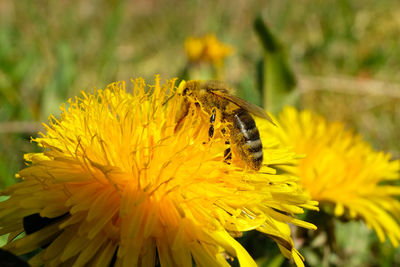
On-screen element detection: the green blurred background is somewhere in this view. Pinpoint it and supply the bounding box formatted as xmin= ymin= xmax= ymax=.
xmin=1 ymin=0 xmax=399 ymax=266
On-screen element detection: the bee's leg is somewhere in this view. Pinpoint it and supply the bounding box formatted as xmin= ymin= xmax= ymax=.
xmin=208 ymin=108 xmax=217 ymax=138
xmin=224 ymin=142 xmax=232 ymax=164
xmin=219 ymin=126 xmax=232 ymax=164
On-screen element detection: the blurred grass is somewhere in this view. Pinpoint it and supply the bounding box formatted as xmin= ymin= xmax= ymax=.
xmin=0 ymin=0 xmax=400 ymax=266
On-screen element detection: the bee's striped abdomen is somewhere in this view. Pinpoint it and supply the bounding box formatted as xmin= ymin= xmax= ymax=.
xmin=232 ymin=108 xmax=263 ymax=170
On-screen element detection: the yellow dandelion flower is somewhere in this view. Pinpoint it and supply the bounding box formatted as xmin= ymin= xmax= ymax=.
xmin=0 ymin=78 xmax=316 ymax=267
xmin=259 ymin=106 xmax=400 ymax=246
xmin=184 ymin=34 xmax=234 ymax=65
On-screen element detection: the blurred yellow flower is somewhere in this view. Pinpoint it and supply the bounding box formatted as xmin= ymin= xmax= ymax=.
xmin=184 ymin=34 xmax=234 ymax=66
xmin=0 ymin=78 xmax=316 ymax=267
xmin=259 ymin=106 xmax=400 ymax=246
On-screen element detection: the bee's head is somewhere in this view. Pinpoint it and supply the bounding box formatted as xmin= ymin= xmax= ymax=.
xmin=182 ymin=88 xmax=189 ymax=96
xmin=177 ymin=80 xmax=200 ymax=97
xmin=163 ymin=80 xmax=196 ymax=106
xmin=177 ymin=80 xmax=188 ymax=96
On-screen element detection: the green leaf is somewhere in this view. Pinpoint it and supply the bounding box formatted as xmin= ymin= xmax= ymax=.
xmin=254 ymin=16 xmax=296 ymax=114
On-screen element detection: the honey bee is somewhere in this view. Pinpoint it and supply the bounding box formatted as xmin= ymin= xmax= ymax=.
xmin=176 ymin=80 xmax=274 ymax=171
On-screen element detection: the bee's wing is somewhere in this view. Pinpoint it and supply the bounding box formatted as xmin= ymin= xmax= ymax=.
xmin=211 ymin=89 xmax=275 ymax=124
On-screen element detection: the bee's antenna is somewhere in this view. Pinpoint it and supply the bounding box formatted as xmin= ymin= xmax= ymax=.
xmin=162 ymin=93 xmax=177 ymax=106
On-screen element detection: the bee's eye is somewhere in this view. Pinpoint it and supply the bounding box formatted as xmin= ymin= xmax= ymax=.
xmin=182 ymin=88 xmax=189 ymax=96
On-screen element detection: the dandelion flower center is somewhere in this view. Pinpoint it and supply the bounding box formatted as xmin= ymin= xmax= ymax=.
xmin=0 ymin=77 xmax=316 ymax=267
